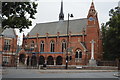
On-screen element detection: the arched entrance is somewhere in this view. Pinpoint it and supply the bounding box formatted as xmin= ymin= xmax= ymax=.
xmin=31 ymin=55 xmax=37 ymax=66
xmin=56 ymin=56 xmax=63 ymax=65
xmin=39 ymin=56 xmax=45 ymax=65
xmin=19 ymin=54 xmax=26 ymax=64
xmin=47 ymin=56 xmax=54 ymax=65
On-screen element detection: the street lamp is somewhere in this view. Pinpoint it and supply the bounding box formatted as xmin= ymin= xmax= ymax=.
xmin=65 ymin=13 xmax=73 ymax=69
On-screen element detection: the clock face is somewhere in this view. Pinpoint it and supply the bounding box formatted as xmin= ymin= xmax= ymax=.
xmin=89 ymin=17 xmax=94 ymax=21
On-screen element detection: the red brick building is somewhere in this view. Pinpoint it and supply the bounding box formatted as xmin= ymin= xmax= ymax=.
xmin=20 ymin=1 xmax=102 ymax=66
xmin=0 ymin=28 xmax=18 ymax=66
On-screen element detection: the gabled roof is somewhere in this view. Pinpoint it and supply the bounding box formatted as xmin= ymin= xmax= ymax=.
xmin=1 ymin=28 xmax=16 ymax=38
xmin=29 ymin=18 xmax=87 ymax=36
xmin=80 ymin=42 xmax=88 ymax=52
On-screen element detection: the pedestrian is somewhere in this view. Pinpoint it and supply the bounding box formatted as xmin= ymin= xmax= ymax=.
xmin=43 ymin=63 xmax=47 ymax=69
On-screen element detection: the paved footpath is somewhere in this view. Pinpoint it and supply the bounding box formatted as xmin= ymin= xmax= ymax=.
xmin=2 ymin=67 xmax=119 ymax=78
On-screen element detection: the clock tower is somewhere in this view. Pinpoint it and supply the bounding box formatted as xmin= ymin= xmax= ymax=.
xmin=86 ymin=1 xmax=102 ymax=61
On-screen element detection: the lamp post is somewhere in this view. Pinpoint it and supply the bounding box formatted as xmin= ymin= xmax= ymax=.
xmin=65 ymin=13 xmax=73 ymax=69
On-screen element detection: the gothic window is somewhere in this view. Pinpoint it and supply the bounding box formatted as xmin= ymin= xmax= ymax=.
xmin=62 ymin=40 xmax=67 ymax=52
xmin=4 ymin=39 xmax=11 ymax=51
xmin=50 ymin=40 xmax=55 ymax=52
xmin=31 ymin=40 xmax=35 ymax=48
xmin=75 ymin=49 xmax=82 ymax=59
xmin=79 ymin=52 xmax=82 ymax=58
xmin=75 ymin=51 xmax=78 ymax=58
xmin=40 ymin=41 xmax=44 ymax=52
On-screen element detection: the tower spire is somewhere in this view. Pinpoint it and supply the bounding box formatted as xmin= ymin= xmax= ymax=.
xmin=87 ymin=1 xmax=98 ymax=26
xmin=90 ymin=1 xmax=95 ymax=11
xmin=59 ymin=0 xmax=64 ymax=20
xmin=87 ymin=1 xmax=97 ymax=17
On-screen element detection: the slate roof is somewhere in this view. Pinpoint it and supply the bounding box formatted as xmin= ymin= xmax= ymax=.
xmin=29 ymin=18 xmax=87 ymax=36
xmin=1 ymin=28 xmax=16 ymax=38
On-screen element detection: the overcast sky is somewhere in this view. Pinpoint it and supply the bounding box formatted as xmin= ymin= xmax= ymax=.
xmin=15 ymin=0 xmax=120 ymax=45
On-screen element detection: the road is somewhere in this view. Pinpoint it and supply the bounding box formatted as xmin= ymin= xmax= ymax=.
xmin=2 ymin=68 xmax=119 ymax=79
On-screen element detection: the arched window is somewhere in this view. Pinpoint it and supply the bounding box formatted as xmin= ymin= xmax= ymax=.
xmin=79 ymin=52 xmax=82 ymax=58
xmin=40 ymin=41 xmax=44 ymax=52
xmin=62 ymin=40 xmax=67 ymax=52
xmin=75 ymin=49 xmax=82 ymax=59
xmin=50 ymin=40 xmax=55 ymax=52
xmin=31 ymin=40 xmax=35 ymax=48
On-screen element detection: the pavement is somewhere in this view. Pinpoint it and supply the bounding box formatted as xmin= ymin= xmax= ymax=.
xmin=37 ymin=69 xmax=117 ymax=73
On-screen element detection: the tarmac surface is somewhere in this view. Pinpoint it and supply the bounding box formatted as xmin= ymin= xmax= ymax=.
xmin=2 ymin=67 xmax=119 ymax=78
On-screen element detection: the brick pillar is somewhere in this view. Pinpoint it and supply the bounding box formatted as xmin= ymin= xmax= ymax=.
xmin=82 ymin=28 xmax=85 ymax=42
xmin=57 ymin=32 xmax=60 ymax=52
xmin=36 ymin=33 xmax=39 ymax=52
xmin=54 ymin=56 xmax=56 ymax=65
xmin=45 ymin=33 xmax=49 ymax=52
xmin=44 ymin=56 xmax=47 ymax=64
xmin=54 ymin=60 xmax=56 ymax=65
xmin=63 ymin=55 xmax=66 ymax=65
xmin=37 ymin=56 xmax=39 ymax=66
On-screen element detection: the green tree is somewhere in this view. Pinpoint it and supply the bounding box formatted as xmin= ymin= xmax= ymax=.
xmin=102 ymin=6 xmax=120 ymax=60
xmin=2 ymin=2 xmax=38 ymax=32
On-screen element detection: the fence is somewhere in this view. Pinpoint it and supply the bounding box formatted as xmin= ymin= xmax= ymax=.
xmin=97 ymin=61 xmax=117 ymax=66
